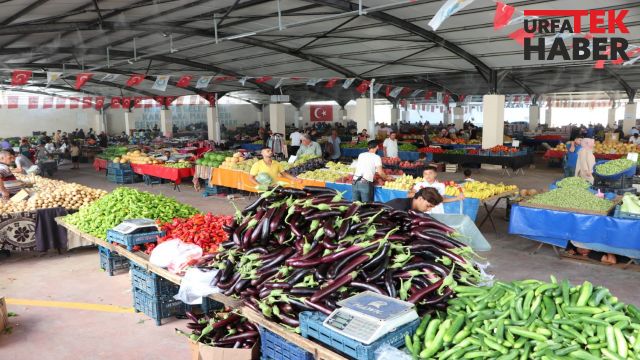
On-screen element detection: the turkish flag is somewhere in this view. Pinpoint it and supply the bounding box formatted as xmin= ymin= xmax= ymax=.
xmin=425 ymin=90 xmax=434 ymax=100
xmin=28 ymin=96 xmax=39 ymax=109
xmin=126 ymin=74 xmax=145 ymax=87
xmin=176 ymin=75 xmax=193 ymax=88
xmin=82 ymin=97 xmax=93 ymax=109
xmin=111 ymin=97 xmax=121 ymax=109
xmin=214 ymin=76 xmax=236 ymax=82
xmin=355 ymin=80 xmax=370 ymax=94
xmin=69 ymin=97 xmax=79 ymax=109
xmin=458 ymin=94 xmax=465 ymax=103
xmin=400 ymin=87 xmax=412 ymax=97
xmin=324 ymin=78 xmax=339 ymax=88
xmin=509 ymin=28 xmax=534 ymax=46
xmin=11 ymin=70 xmax=32 ymax=86
xmin=385 ymin=85 xmax=392 ymax=97
xmin=95 ymin=97 xmax=105 ymax=110
xmin=75 ymin=73 xmax=93 ymax=90
xmin=55 ymin=97 xmax=66 ymax=109
xmin=122 ymin=97 xmax=131 ymax=109
xmin=411 ymin=102 xmax=416 ymax=110
xmin=443 ymin=93 xmax=450 ymax=105
xmin=200 ymin=93 xmax=216 ymax=107
xmin=165 ymin=96 xmax=176 ymax=107
xmin=8 ymin=96 xmax=19 ymax=109
xmin=43 ymin=97 xmax=53 ymax=109
xmin=309 ymin=105 xmax=333 ymax=122
xmin=254 ymin=76 xmax=272 ymax=84
xmin=494 ymin=2 xmax=515 ymax=30
xmin=134 ymin=97 xmax=143 ymax=108
xmin=154 ymin=96 xmax=165 ymax=107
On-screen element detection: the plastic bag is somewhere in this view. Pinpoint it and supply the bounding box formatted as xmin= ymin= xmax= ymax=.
xmin=149 ymin=238 xmax=203 ymax=274
xmin=375 ymin=344 xmax=412 ymax=360
xmin=174 ymin=267 xmax=220 ymax=305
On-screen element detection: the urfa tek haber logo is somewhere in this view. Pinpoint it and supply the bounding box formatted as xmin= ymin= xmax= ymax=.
xmin=522 ymin=9 xmax=630 ymax=61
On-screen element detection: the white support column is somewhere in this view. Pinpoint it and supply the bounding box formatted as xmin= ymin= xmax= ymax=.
xmin=443 ymin=106 xmax=450 ymax=125
xmin=340 ymin=107 xmax=348 ymax=125
xmin=355 ymin=98 xmax=373 ymax=139
xmin=623 ymin=103 xmax=637 ymax=134
xmin=160 ymin=109 xmax=173 ymax=138
xmin=390 ymin=106 xmax=400 ymax=128
xmin=206 ymin=106 xmax=220 ymax=142
xmin=293 ymin=108 xmax=301 ymax=129
xmin=257 ymin=107 xmax=264 ymax=127
xmin=453 ymin=106 xmax=464 ymax=129
xmin=124 ymin=112 xmax=134 ymax=136
xmin=269 ymin=103 xmax=286 ymax=136
xmin=529 ymin=105 xmax=540 ymax=131
xmin=94 ymin=112 xmax=106 ymax=133
xmin=545 ymin=106 xmax=552 ymax=127
xmin=608 ymin=107 xmax=617 ymax=128
xmin=482 ymin=95 xmax=505 ymax=149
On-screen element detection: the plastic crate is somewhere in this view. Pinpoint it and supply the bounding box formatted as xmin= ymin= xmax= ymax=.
xmin=98 ymin=246 xmax=129 ymax=276
xmin=106 ymin=229 xmax=163 ymax=251
xmin=107 ymin=168 xmax=134 ymax=176
xmin=108 ymin=162 xmax=132 ymax=171
xmin=614 ymin=204 xmax=640 ymax=220
xmin=187 ymin=297 xmax=225 ymax=315
xmin=130 ymin=261 xmax=178 ymax=297
xmin=260 ymin=327 xmax=313 ymax=360
xmin=107 ymin=173 xmax=137 ymax=184
xmin=132 ymin=288 xmax=186 ymax=326
xmin=299 ymin=312 xmax=420 ymax=360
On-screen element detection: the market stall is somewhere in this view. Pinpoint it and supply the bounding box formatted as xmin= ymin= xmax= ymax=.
xmin=130 ymin=163 xmax=195 ymax=187
xmin=432 ymin=152 xmax=534 ymax=172
xmin=93 ymin=158 xmax=108 ymax=172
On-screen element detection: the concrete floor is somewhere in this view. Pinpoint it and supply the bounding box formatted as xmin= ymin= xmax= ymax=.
xmin=1 ymin=159 xmax=639 ymax=359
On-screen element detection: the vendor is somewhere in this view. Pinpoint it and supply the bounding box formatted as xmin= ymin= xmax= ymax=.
xmin=352 ymin=141 xmax=389 ymax=203
xmin=0 ymin=150 xmax=17 ymax=199
xmin=18 ymin=138 xmax=31 ymax=158
xmin=9 ymin=149 xmax=35 ymax=174
xmin=629 ymin=134 xmax=640 ymax=145
xmin=575 ymin=138 xmax=595 ymax=184
xmin=413 ymin=166 xmax=464 ymax=214
xmin=326 ymin=129 xmax=341 ymax=160
xmin=564 ymin=137 xmax=581 ymax=178
xmin=383 ymin=131 xmax=399 ymax=158
xmin=296 ymin=134 xmax=322 ymax=157
xmin=249 ymin=147 xmax=300 ymax=187
xmin=385 ymin=187 xmax=443 ymax=212
xmin=161 ymin=150 xmax=176 ymax=162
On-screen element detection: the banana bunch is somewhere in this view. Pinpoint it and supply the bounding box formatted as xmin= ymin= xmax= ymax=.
xmin=445 ymin=182 xmax=518 ymax=200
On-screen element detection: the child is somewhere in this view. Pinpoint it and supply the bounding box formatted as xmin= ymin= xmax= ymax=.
xmin=462 ymin=169 xmax=475 ymax=182
xmin=70 ymin=141 xmax=80 ymax=169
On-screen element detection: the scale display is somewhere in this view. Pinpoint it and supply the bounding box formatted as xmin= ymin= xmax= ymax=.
xmin=112 ymin=219 xmax=158 ymax=235
xmin=322 ymin=291 xmax=418 ymax=345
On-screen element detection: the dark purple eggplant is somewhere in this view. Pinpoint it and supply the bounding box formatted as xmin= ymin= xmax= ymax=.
xmin=364 ymin=250 xmax=390 ymax=282
xmin=306 ymin=210 xmax=342 ymax=220
xmin=289 ymin=287 xmax=318 ymax=296
xmin=384 ymin=270 xmax=397 ymax=298
xmin=303 ymin=186 xmax=337 ymax=195
xmin=323 ymin=236 xmax=339 ymax=250
xmin=362 ymin=242 xmax=390 ymax=271
xmin=351 ymin=281 xmax=384 ymax=294
xmin=269 ymin=205 xmax=287 ymax=233
xmin=210 ymin=270 xmax=223 ymax=287
xmin=242 ymin=197 xmax=264 ymax=215
xmin=303 ymin=299 xmax=333 ymax=315
xmin=259 ymin=247 xmax=294 ymax=270
xmin=323 ymin=221 xmax=336 ymax=238
xmin=328 ymin=246 xmax=372 ymax=279
xmin=407 ymin=279 xmax=443 ymax=304
xmin=217 ymin=272 xmax=241 ymax=290
xmin=309 ymin=272 xmax=356 ymax=303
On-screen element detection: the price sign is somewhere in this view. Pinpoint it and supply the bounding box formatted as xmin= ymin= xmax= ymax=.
xmin=627 ymin=153 xmax=638 ymax=162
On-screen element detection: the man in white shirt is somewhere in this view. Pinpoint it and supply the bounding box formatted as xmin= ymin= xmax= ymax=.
xmin=290 ymin=129 xmax=302 ymax=155
xmin=629 ymin=134 xmax=640 ymax=145
xmin=352 ymin=141 xmax=389 ymax=202
xmin=413 ymin=166 xmax=463 ymax=214
xmin=383 ymin=132 xmax=399 ymax=158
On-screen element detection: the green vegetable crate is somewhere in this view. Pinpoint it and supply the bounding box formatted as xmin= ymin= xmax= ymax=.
xmin=260 ymin=326 xmax=313 ymax=360
xmin=106 ymin=229 xmax=164 ymax=251
xmin=299 ymin=311 xmax=419 ymax=360
xmin=98 ymin=246 xmax=129 ymax=276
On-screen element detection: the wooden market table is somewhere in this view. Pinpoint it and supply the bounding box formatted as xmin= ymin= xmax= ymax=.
xmin=55 ymin=217 xmax=347 ymax=360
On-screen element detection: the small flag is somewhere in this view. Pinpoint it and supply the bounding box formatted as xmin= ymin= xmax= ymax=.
xmin=385 ymin=85 xmax=392 ymax=97
xmin=290 ymin=77 xmax=302 ymax=81
xmin=152 ymin=75 xmax=171 ymax=91
xmin=411 ymin=103 xmax=416 ymax=110
xmin=165 ymin=96 xmax=176 ymax=107
xmin=238 ymin=77 xmax=249 ymax=86
xmin=122 ymin=97 xmax=131 ymax=109
xmin=306 ymin=78 xmax=321 ymax=86
xmin=494 ymin=2 xmax=515 ymax=30
xmin=176 ymin=75 xmax=193 ymax=88
xmin=509 ymin=28 xmax=535 ymax=46
xmin=195 ymin=76 xmax=213 ymax=89
xmin=458 ymin=94 xmax=466 ymax=103
xmin=342 ymin=78 xmax=355 ymax=89
xmin=154 ymin=96 xmax=165 ymax=107
xmin=126 ymin=74 xmax=146 ymax=87
xmin=43 ymin=97 xmax=54 ymax=109
xmin=421 ymin=104 xmax=426 ymax=111
xmin=11 ymin=70 xmax=32 ymax=86
xmin=254 ymin=76 xmax=272 ymax=84
xmin=410 ymin=89 xmax=423 ymax=98
xmin=111 ymin=97 xmax=121 ymax=109
xmin=46 ymin=72 xmax=62 ymax=86
xmin=371 ymin=83 xmax=383 ymax=94
xmin=69 ymin=97 xmax=79 ymax=109
xmin=355 ymin=80 xmax=370 ymax=94
xmin=82 ymin=97 xmax=92 ymax=109
xmin=274 ymin=78 xmax=285 ymax=89
xmin=28 ymin=96 xmax=39 ymax=109
xmin=75 ymin=73 xmax=93 ymax=90
xmin=400 ymin=99 xmax=406 ymax=107
xmin=8 ymin=96 xmax=19 ymax=109
xmin=55 ymin=97 xmax=66 ymax=109
xmin=134 ymin=97 xmax=143 ymax=108
xmin=443 ymin=93 xmax=450 ymax=105
xmin=425 ymin=90 xmax=434 ymax=100
xmin=101 ymin=74 xmax=120 ymax=82
xmin=401 ymin=87 xmax=412 ymax=97
xmin=429 ymin=0 xmax=476 ymax=31
xmin=389 ymin=87 xmax=403 ymax=98
xmin=95 ymin=97 xmax=105 ymax=110
xmin=325 ymin=78 xmax=339 ymax=88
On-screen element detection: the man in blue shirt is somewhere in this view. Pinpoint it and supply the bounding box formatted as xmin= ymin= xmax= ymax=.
xmin=564 ymin=138 xmax=582 ymax=178
xmin=586 ymin=125 xmax=595 ymax=138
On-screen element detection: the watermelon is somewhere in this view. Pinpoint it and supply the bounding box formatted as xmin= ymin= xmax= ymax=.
xmin=196 ymin=158 xmax=204 ymax=165
xmin=255 ymin=173 xmax=273 ymax=185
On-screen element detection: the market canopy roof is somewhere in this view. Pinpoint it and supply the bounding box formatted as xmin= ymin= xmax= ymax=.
xmin=0 ymin=0 xmax=638 ymax=105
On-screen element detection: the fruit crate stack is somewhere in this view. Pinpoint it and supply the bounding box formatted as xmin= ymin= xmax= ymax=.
xmin=260 ymin=326 xmax=313 ymax=360
xmin=98 ymin=245 xmax=129 ymax=276
xmin=107 ymin=165 xmax=141 ymax=184
xmin=130 ymin=261 xmax=186 ymax=326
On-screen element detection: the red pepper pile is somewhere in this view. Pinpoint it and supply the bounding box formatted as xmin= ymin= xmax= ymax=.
xmin=158 ymin=213 xmax=233 ymax=254
xmin=418 ymin=146 xmax=444 ymax=154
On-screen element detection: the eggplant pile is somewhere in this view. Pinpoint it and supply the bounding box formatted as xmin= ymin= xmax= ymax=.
xmin=177 ymin=309 xmax=259 ymax=349
xmin=205 ymin=186 xmax=482 ymax=331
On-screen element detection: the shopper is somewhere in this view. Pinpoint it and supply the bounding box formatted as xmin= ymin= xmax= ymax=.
xmin=413 ymin=166 xmax=464 ymax=214
xmin=12 ymin=150 xmax=35 ymax=174
xmin=162 ymin=150 xmax=175 ymax=162
xmin=383 ymin=131 xmax=399 ymax=158
xmin=0 ymin=151 xmax=17 ymax=199
xmin=296 ymin=134 xmax=322 ymax=157
xmin=98 ymin=132 xmax=108 ymax=148
xmin=289 ymin=128 xmax=302 ymax=155
xmin=18 ymin=138 xmax=31 ymax=158
xmin=352 ymin=141 xmax=388 ymax=203
xmin=462 ymin=169 xmax=475 ymax=182
xmin=385 ymin=187 xmax=443 ymax=212
xmin=575 ymin=138 xmax=595 ymax=184
xmin=44 ymin=139 xmax=56 ymax=153
xmin=564 ymin=138 xmax=582 ymax=178
xmin=422 ymin=124 xmax=431 ymax=147
xmin=249 ymin=147 xmax=300 ymax=186
xmin=629 ymin=134 xmax=640 ymax=145
xmin=70 ymin=141 xmax=81 ymax=169
xmin=357 ymin=129 xmax=369 ymax=142
xmin=326 ymin=129 xmax=341 ymax=160
xmin=0 ymin=139 xmax=10 ymax=150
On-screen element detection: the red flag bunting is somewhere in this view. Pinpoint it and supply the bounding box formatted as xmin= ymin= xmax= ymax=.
xmin=8 ymin=96 xmax=18 ymax=109
xmin=401 ymin=87 xmax=412 ymax=97
xmin=202 ymin=93 xmax=216 ymax=107
xmin=75 ymin=73 xmax=93 ymax=90
xmin=144 ymin=97 xmax=153 ymax=108
xmin=122 ymin=97 xmax=131 ymax=109
xmin=458 ymin=94 xmax=465 ymax=103
xmin=43 ymin=97 xmax=53 ymax=109
xmin=176 ymin=75 xmax=193 ymax=88
xmin=421 ymin=104 xmax=426 ymax=111
xmin=82 ymin=97 xmax=93 ymax=109
xmin=154 ymin=96 xmax=165 ymax=108
xmin=509 ymin=28 xmax=535 ymax=46
xmin=254 ymin=76 xmax=273 ymax=84
xmin=126 ymin=74 xmax=145 ymax=87
xmin=95 ymin=97 xmax=105 ymax=110
xmin=355 ymin=80 xmax=370 ymax=94
xmin=69 ymin=97 xmax=79 ymax=109
xmin=55 ymin=97 xmax=66 ymax=109
xmin=111 ymin=97 xmax=121 ymax=109
xmin=425 ymin=90 xmax=434 ymax=100
xmin=399 ymin=99 xmax=406 ymax=107
xmin=11 ymin=70 xmax=32 ymax=86
xmin=324 ymin=78 xmax=339 ymax=88
xmin=411 ymin=102 xmax=416 ymax=110
xmin=385 ymin=85 xmax=392 ymax=97
xmin=165 ymin=96 xmax=176 ymax=107
xmin=514 ymin=95 xmax=520 ymax=103
xmin=443 ymin=93 xmax=450 ymax=105
xmin=134 ymin=97 xmax=143 ymax=108
xmin=28 ymin=96 xmax=38 ymax=109
xmin=494 ymin=2 xmax=515 ymax=30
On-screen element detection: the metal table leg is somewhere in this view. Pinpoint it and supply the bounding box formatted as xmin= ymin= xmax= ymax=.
xmin=478 ymin=196 xmax=508 ymax=237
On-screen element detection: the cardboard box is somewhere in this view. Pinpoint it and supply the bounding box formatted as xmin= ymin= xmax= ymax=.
xmin=0 ymin=297 xmax=8 ymax=332
xmin=189 ymin=340 xmax=258 ymax=360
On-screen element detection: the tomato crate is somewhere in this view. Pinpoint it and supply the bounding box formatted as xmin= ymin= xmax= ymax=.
xmin=299 ymin=311 xmax=419 ymax=360
xmin=129 ymin=261 xmax=178 ymax=297
xmin=613 ymin=205 xmax=640 ymax=220
xmin=98 ymin=246 xmax=129 ymax=276
xmin=106 ymin=229 xmax=163 ymax=251
xmin=260 ymin=327 xmax=313 ymax=360
xmin=132 ymin=288 xmax=186 ymax=326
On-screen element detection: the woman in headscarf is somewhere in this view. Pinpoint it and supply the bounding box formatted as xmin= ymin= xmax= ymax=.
xmin=575 ymin=138 xmax=595 ymax=184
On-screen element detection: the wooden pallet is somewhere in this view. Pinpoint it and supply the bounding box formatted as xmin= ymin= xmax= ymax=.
xmin=55 ymin=217 xmax=348 ymax=360
xmin=559 ymin=251 xmax=640 ymax=272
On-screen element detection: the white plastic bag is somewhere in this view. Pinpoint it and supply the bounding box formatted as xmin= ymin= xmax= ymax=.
xmin=174 ymin=267 xmax=221 ymax=305
xmin=149 ymin=239 xmax=182 ymax=268
xmin=149 ymin=239 xmax=203 ymax=274
xmin=375 ymin=344 xmax=412 ymax=360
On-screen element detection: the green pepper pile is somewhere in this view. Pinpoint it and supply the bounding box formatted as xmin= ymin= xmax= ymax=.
xmin=406 ymin=277 xmax=640 ymax=360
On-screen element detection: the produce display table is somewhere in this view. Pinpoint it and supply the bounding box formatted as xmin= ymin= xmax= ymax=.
xmin=130 ymin=164 xmax=195 ymax=188
xmin=509 ymin=204 xmax=640 ymax=258
xmin=55 ymin=217 xmax=348 ymax=360
xmin=340 ymin=147 xmax=367 ymax=158
xmin=340 ymin=148 xmax=422 ymax=161
xmin=209 ymin=168 xmax=325 ymax=193
xmin=93 ymin=158 xmax=108 ymax=172
xmin=432 ymin=153 xmax=534 ymax=172
xmin=240 ymin=143 xmax=263 ymax=152
xmin=434 ymin=144 xmax=482 ymax=150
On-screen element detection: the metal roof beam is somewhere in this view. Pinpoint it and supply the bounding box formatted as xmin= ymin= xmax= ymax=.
xmin=1 ymin=0 xmax=52 ymax=26
xmin=605 ymin=68 xmax=637 ymax=103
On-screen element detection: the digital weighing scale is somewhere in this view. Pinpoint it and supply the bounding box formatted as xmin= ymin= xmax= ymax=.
xmin=111 ymin=219 xmax=159 ymax=235
xmin=322 ymin=291 xmax=418 ymax=345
